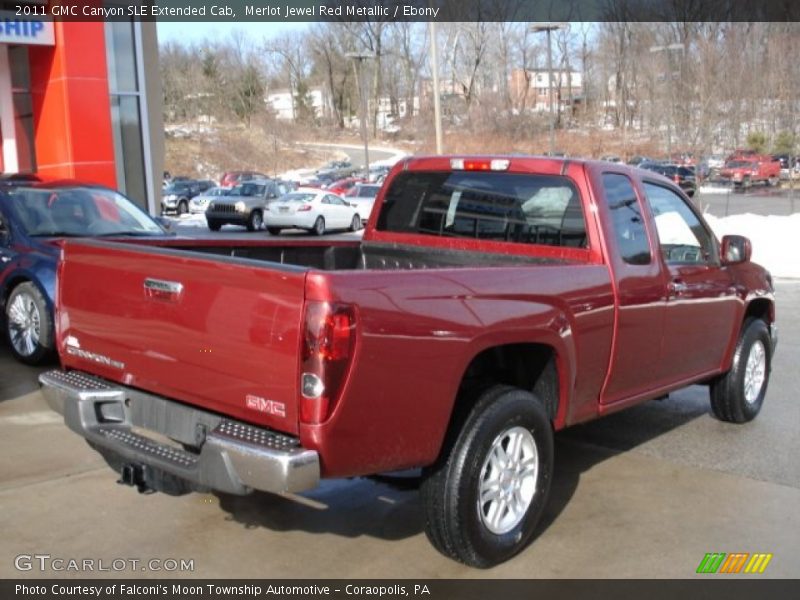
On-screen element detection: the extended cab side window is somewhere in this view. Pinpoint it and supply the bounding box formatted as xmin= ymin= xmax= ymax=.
xmin=643 ymin=183 xmax=715 ymax=265
xmin=602 ymin=173 xmax=651 ymax=265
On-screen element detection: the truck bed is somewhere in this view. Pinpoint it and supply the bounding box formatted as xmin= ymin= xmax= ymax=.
xmin=167 ymin=240 xmax=570 ymax=271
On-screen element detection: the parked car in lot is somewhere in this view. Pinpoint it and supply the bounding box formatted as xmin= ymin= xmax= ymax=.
xmin=189 ymin=186 xmax=230 ymax=214
xmin=719 ymin=157 xmax=781 ymax=190
xmin=41 ymin=156 xmax=776 ymax=567
xmin=638 ymin=163 xmax=697 ymax=197
xmin=161 ymin=179 xmax=214 ymax=215
xmin=771 ymin=154 xmax=796 ymax=179
xmin=0 ymin=180 xmax=169 ymax=364
xmin=264 ymin=188 xmax=362 ymax=235
xmin=344 ymin=183 xmax=382 ymax=221
xmin=220 ymin=171 xmax=268 ymax=188
xmin=325 ymin=177 xmax=365 ymax=196
xmin=205 ymin=179 xmax=289 ymax=231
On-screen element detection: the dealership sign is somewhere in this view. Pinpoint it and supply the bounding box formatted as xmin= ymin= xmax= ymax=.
xmin=0 ymin=11 xmax=54 ymax=46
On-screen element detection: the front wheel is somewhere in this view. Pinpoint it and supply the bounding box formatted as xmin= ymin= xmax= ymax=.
xmin=420 ymin=385 xmax=554 ymax=568
xmin=350 ymin=214 xmax=362 ymax=232
xmin=177 ymin=200 xmax=188 ymax=215
xmin=207 ymin=219 xmax=222 ymax=231
xmin=313 ymin=216 xmax=326 ymax=236
xmin=246 ymin=210 xmax=263 ymax=232
xmin=267 ymin=227 xmax=282 ymax=236
xmin=709 ymin=318 xmax=772 ymax=423
xmin=5 ymin=282 xmax=54 ymax=365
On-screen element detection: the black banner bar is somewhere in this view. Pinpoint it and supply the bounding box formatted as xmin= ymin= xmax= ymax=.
xmin=4 ymin=580 xmax=800 ymax=600
xmin=6 ymin=0 xmax=800 ymax=22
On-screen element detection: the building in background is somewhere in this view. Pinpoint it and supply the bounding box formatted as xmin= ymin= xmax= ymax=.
xmin=0 ymin=7 xmax=163 ymax=213
xmin=509 ymin=68 xmax=583 ymax=113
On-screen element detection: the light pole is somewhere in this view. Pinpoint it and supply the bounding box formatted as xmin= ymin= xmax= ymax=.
xmin=346 ymin=52 xmax=375 ymax=175
xmin=531 ymin=23 xmax=567 ymax=156
xmin=649 ymin=43 xmax=685 ymax=158
xmin=429 ymin=21 xmax=444 ymax=154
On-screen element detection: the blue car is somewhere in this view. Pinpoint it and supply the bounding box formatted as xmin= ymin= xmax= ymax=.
xmin=0 ymin=179 xmax=169 ymax=364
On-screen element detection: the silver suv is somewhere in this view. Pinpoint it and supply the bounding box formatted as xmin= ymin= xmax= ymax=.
xmin=205 ymin=180 xmax=288 ymax=231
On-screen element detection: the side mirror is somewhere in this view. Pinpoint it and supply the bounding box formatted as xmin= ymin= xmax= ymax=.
xmin=720 ymin=235 xmax=751 ymax=265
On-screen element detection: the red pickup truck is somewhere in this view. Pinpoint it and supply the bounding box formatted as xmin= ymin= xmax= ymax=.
xmin=40 ymin=156 xmax=777 ymax=568
xmin=719 ymin=156 xmax=781 ymax=189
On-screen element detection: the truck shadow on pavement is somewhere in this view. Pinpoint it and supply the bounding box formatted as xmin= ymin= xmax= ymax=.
xmin=216 ymin=387 xmax=710 ymax=546
xmin=0 ymin=347 xmax=54 ymax=402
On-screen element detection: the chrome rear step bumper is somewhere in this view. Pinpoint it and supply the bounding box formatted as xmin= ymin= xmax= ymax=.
xmin=39 ymin=370 xmax=319 ymax=496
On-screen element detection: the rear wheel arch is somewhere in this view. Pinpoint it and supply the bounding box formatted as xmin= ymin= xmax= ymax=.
xmin=437 ymin=343 xmax=564 ymax=463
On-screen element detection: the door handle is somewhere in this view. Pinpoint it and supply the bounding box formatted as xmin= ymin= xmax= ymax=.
xmin=668 ymin=279 xmax=688 ymax=297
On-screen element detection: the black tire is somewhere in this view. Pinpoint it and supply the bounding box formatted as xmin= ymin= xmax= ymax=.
xmin=313 ymin=216 xmax=326 ymax=236
xmin=267 ymin=227 xmax=282 ymax=236
xmin=246 ymin=210 xmax=263 ymax=232
xmin=5 ymin=282 xmax=54 ymax=365
xmin=420 ymin=385 xmax=554 ymax=568
xmin=350 ymin=214 xmax=362 ymax=232
xmin=207 ymin=219 xmax=222 ymax=231
xmin=177 ymin=200 xmax=188 ymax=215
xmin=710 ymin=318 xmax=772 ymax=423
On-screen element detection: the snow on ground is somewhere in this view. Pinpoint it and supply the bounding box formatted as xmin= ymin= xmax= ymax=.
xmin=168 ymin=214 xmax=211 ymax=229
xmin=705 ymin=212 xmax=800 ymax=279
xmin=698 ymin=184 xmax=732 ymax=194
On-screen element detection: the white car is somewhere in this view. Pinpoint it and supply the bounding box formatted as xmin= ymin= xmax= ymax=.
xmin=264 ymin=188 xmax=362 ymax=236
xmin=344 ymin=183 xmax=382 ymax=221
xmin=189 ymin=186 xmax=230 ymax=214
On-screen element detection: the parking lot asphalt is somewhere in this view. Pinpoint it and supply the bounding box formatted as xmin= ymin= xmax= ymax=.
xmin=0 ymin=282 xmax=798 ymax=579
xmin=698 ymin=186 xmax=800 ymax=217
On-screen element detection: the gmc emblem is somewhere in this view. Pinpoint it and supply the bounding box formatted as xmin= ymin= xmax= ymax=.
xmin=245 ymin=395 xmax=286 ymax=418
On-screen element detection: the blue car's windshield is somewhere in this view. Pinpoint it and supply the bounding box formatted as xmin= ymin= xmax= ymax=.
xmin=8 ymin=186 xmax=164 ymax=237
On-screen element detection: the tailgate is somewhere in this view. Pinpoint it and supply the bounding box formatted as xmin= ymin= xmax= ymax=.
xmin=57 ymin=240 xmax=307 ymax=434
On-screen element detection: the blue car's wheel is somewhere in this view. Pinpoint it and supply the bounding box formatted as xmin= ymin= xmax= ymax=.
xmin=5 ymin=282 xmax=53 ymax=365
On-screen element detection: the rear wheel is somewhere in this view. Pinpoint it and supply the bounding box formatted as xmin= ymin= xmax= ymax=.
xmin=5 ymin=282 xmax=53 ymax=365
xmin=177 ymin=200 xmax=188 ymax=215
xmin=246 ymin=210 xmax=263 ymax=232
xmin=267 ymin=227 xmax=282 ymax=236
xmin=350 ymin=214 xmax=362 ymax=232
xmin=420 ymin=385 xmax=554 ymax=568
xmin=710 ymin=318 xmax=772 ymax=423
xmin=207 ymin=219 xmax=222 ymax=231
xmin=313 ymin=216 xmax=326 ymax=236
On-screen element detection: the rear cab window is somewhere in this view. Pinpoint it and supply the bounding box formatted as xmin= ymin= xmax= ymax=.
xmin=376 ymin=171 xmax=587 ymax=249
xmin=602 ymin=173 xmax=652 ymax=265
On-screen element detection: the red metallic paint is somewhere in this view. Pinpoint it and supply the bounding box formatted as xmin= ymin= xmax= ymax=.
xmin=55 ymin=157 xmax=775 ymax=479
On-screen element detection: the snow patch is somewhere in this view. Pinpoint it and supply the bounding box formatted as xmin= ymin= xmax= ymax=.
xmin=705 ymin=212 xmax=800 ymax=278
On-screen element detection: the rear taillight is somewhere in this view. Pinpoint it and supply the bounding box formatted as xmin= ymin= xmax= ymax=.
xmin=300 ymin=302 xmax=356 ymax=424
xmin=298 ymin=204 xmax=313 ymax=212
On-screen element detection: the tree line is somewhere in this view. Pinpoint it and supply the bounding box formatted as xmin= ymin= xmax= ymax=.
xmin=159 ymin=20 xmax=800 ymax=157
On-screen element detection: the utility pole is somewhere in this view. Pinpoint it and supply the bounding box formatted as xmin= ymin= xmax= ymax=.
xmin=531 ymin=23 xmax=567 ymax=155
xmin=346 ymin=52 xmax=375 ymax=174
xmin=649 ymin=43 xmax=685 ymax=159
xmin=429 ymin=21 xmax=444 ymax=154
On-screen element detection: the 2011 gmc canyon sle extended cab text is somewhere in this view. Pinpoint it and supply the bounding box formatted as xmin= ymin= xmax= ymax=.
xmin=40 ymin=156 xmax=777 ymax=567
